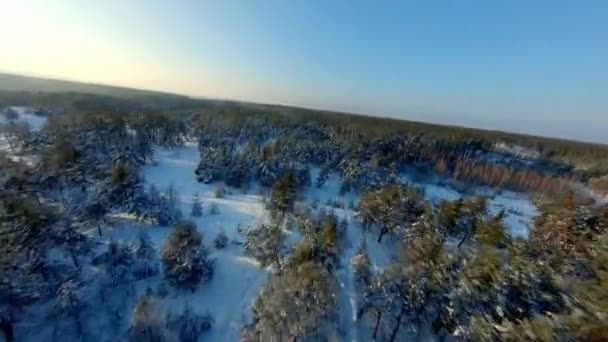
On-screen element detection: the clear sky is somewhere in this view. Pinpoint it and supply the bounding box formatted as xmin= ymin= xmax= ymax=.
xmin=1 ymin=0 xmax=607 ymax=143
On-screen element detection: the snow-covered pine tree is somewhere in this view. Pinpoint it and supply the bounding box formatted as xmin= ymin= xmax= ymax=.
xmin=128 ymin=295 xmax=165 ymax=342
xmin=315 ymin=168 xmax=329 ymax=188
xmin=352 ymin=242 xmax=386 ymax=340
xmin=161 ymin=221 xmax=214 ymax=289
xmin=208 ymin=202 xmax=219 ymax=215
xmin=92 ymin=240 xmax=134 ymax=287
xmin=54 ymin=280 xmax=86 ymax=337
xmin=166 ymin=307 xmax=213 ymax=342
xmin=268 ymin=171 xmax=296 ymax=218
xmin=132 ymin=231 xmax=159 ymax=280
xmin=253 ymin=261 xmax=336 ymax=340
xmin=214 ymin=230 xmax=229 ymax=249
xmin=190 ymin=193 xmax=202 ymax=217
xmin=243 ymin=223 xmax=284 ymax=271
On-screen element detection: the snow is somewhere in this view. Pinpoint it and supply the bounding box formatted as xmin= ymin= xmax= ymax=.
xmin=493 ymin=141 xmax=541 ymax=160
xmin=141 ymin=144 xmax=270 ymax=341
xmin=10 ymin=139 xmax=541 ymax=341
xmin=0 ymin=106 xmax=48 ymax=165
xmin=401 ymin=172 xmax=538 ymax=237
xmin=486 ymin=190 xmax=539 ymax=238
xmin=420 ymin=183 xmax=463 ymax=204
xmin=0 ymin=106 xmax=48 ymax=131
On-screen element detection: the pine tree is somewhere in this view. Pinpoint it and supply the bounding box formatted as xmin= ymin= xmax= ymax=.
xmin=214 ymin=230 xmax=229 ymax=249
xmin=243 ymin=223 xmax=284 ymax=271
xmin=54 ymin=280 xmax=86 ymax=337
xmin=253 ymin=261 xmax=336 ymax=340
xmin=132 ymin=231 xmax=159 ymax=280
xmin=268 ymin=171 xmax=297 ymax=218
xmin=190 ymin=193 xmax=202 ymax=217
xmin=166 ymin=307 xmax=214 ymax=342
xmin=128 ymin=295 xmax=165 ymax=342
xmin=161 ymin=221 xmax=214 ymax=289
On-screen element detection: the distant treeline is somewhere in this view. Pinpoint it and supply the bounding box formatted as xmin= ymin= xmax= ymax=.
xmin=1 ymin=76 xmax=607 ymax=177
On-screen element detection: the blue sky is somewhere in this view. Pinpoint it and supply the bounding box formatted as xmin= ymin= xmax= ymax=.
xmin=1 ymin=0 xmax=607 ymax=142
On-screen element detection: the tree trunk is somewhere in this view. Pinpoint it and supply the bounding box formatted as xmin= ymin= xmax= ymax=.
xmin=0 ymin=316 xmax=14 ymax=342
xmin=373 ymin=311 xmax=383 ymax=341
xmin=457 ymin=231 xmax=470 ymax=248
xmin=389 ymin=306 xmax=406 ymax=342
xmin=274 ymin=251 xmax=283 ymax=274
xmin=70 ymin=250 xmax=79 ymax=268
xmin=74 ymin=315 xmax=83 ymax=338
xmin=377 ymin=227 xmax=387 ymax=243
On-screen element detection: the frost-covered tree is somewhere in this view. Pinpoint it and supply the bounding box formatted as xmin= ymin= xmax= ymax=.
xmin=243 ymin=223 xmax=284 ymax=271
xmin=376 ymin=216 xmax=451 ymax=342
xmin=353 ymin=243 xmax=384 ymax=340
xmin=454 ymin=196 xmax=489 ymax=248
xmin=190 ymin=193 xmax=202 ymax=217
xmin=166 ymin=308 xmax=213 ymax=342
xmin=164 ymin=183 xmax=180 ymax=213
xmin=128 ymin=295 xmax=165 ymax=342
xmin=315 ymin=168 xmax=329 ymax=188
xmin=54 ymin=280 xmax=86 ymax=337
xmin=161 ymin=221 xmax=214 ymax=289
xmin=214 ymin=230 xmax=229 ymax=249
xmin=268 ymin=171 xmax=297 ymax=218
xmin=225 ymin=155 xmax=249 ymax=189
xmin=358 ymin=184 xmax=426 ymax=243
xmin=92 ymin=240 xmax=134 ymax=288
xmin=319 ymin=212 xmax=341 ymax=267
xmin=214 ymin=184 xmax=226 ymax=198
xmin=208 ymin=202 xmax=219 ymax=215
xmin=155 ymin=184 xmax=183 ymax=226
xmin=253 ymin=261 xmax=336 ymax=340
xmin=131 ymin=231 xmax=159 ymax=280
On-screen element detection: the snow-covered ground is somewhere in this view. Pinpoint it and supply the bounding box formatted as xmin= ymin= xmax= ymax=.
xmin=140 ymin=144 xmax=270 ymax=341
xmin=0 ymin=106 xmax=48 ymax=131
xmin=0 ymin=106 xmax=48 ymax=165
xmin=493 ymin=141 xmax=541 ymax=160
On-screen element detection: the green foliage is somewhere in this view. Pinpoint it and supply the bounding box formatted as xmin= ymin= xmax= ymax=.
xmin=268 ymin=171 xmax=297 ymax=218
xmin=243 ymin=222 xmax=284 ymax=269
xmin=128 ymin=295 xmax=165 ymax=342
xmin=358 ymin=184 xmax=426 ymax=242
xmin=161 ymin=221 xmax=213 ymax=289
xmin=253 ymin=261 xmax=335 ymax=340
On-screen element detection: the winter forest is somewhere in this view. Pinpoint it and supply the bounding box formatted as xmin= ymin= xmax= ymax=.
xmin=1 ymin=84 xmax=608 ymax=342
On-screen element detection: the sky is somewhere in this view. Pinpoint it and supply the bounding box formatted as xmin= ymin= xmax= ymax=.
xmin=1 ymin=0 xmax=607 ymax=143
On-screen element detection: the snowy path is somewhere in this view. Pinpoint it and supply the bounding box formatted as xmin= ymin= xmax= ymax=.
xmin=336 ymin=209 xmax=360 ymax=341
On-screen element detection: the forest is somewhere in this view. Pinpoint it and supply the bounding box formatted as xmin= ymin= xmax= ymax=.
xmin=1 ymin=78 xmax=608 ymax=341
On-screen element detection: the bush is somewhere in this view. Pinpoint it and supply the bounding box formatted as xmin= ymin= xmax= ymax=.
xmin=191 ymin=193 xmax=202 ymax=217
xmin=128 ymin=295 xmax=165 ymax=342
xmin=161 ymin=221 xmax=214 ymax=289
xmin=214 ymin=184 xmax=226 ymax=198
xmin=208 ymin=203 xmax=219 ymax=215
xmin=214 ymin=230 xmax=229 ymax=249
xmin=166 ymin=308 xmax=213 ymax=342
